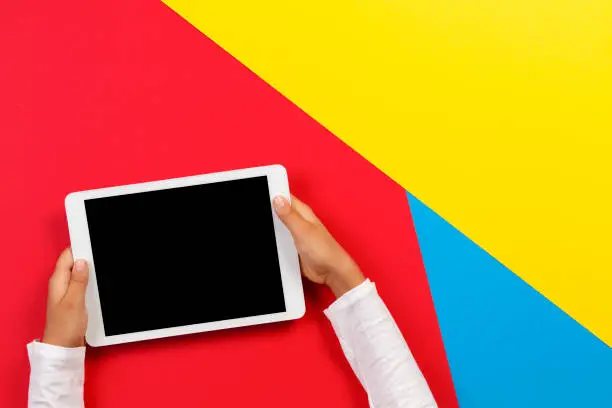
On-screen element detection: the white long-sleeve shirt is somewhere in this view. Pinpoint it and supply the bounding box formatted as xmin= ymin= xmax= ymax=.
xmin=28 ymin=280 xmax=437 ymax=408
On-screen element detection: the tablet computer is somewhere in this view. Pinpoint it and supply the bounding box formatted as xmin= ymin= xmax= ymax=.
xmin=65 ymin=165 xmax=304 ymax=347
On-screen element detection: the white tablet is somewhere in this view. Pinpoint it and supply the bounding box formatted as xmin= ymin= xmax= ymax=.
xmin=65 ymin=165 xmax=304 ymax=347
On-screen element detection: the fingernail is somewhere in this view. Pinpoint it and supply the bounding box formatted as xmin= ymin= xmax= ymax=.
xmin=273 ymin=196 xmax=287 ymax=211
xmin=74 ymin=260 xmax=86 ymax=272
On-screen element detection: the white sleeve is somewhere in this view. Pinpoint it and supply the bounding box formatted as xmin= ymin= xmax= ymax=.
xmin=27 ymin=341 xmax=86 ymax=408
xmin=324 ymin=279 xmax=438 ymax=408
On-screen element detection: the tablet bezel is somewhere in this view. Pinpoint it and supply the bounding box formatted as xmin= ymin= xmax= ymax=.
xmin=65 ymin=164 xmax=304 ymax=347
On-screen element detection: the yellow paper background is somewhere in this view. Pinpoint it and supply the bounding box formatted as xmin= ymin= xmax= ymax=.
xmin=163 ymin=0 xmax=612 ymax=345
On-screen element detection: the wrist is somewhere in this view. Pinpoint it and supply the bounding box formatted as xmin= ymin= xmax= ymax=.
xmin=42 ymin=331 xmax=85 ymax=348
xmin=325 ymin=262 xmax=365 ymax=298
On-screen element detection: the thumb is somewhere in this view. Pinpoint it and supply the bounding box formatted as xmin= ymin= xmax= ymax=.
xmin=273 ymin=195 xmax=313 ymax=239
xmin=48 ymin=248 xmax=74 ymax=305
xmin=63 ymin=260 xmax=89 ymax=305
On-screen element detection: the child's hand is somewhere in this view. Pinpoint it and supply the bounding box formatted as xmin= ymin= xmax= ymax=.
xmin=42 ymin=248 xmax=89 ymax=348
xmin=273 ymin=195 xmax=365 ymax=297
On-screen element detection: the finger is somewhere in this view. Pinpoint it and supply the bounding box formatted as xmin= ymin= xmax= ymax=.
xmin=62 ymin=260 xmax=89 ymax=306
xmin=290 ymin=195 xmax=321 ymax=224
xmin=48 ymin=248 xmax=74 ymax=304
xmin=273 ymin=195 xmax=314 ymax=238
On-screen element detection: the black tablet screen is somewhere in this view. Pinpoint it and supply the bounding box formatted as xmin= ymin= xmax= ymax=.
xmin=85 ymin=176 xmax=286 ymax=336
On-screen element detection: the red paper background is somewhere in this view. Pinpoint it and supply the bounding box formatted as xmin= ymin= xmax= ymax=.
xmin=0 ymin=1 xmax=458 ymax=407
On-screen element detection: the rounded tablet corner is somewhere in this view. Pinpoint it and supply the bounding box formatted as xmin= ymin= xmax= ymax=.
xmin=85 ymin=333 xmax=103 ymax=347
xmin=64 ymin=192 xmax=79 ymax=210
xmin=295 ymin=303 xmax=306 ymax=320
xmin=292 ymin=297 xmax=306 ymax=320
xmin=271 ymin=164 xmax=287 ymax=176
